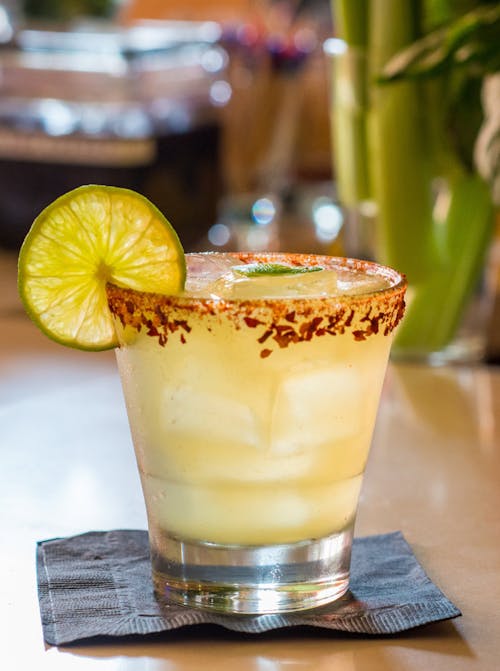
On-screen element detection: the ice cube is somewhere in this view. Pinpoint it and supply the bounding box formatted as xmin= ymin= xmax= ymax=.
xmin=161 ymin=384 xmax=260 ymax=449
xmin=270 ymin=363 xmax=364 ymax=454
xmin=336 ymin=269 xmax=390 ymax=295
xmin=219 ymin=268 xmax=338 ymax=299
xmin=184 ymin=253 xmax=236 ymax=296
xmin=152 ymin=479 xmax=310 ymax=544
xmin=291 ymin=268 xmax=338 ymax=296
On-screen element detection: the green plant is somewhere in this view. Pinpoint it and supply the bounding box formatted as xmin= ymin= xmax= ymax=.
xmin=330 ymin=0 xmax=499 ymax=354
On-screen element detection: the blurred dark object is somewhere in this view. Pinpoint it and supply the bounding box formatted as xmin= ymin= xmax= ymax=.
xmin=0 ymin=19 xmax=228 ymax=249
xmin=23 ymin=0 xmax=115 ymax=20
xmin=485 ymin=215 xmax=500 ymax=365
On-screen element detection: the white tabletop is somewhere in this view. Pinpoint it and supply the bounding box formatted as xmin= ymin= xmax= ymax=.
xmin=1 ymin=250 xmax=499 ymax=670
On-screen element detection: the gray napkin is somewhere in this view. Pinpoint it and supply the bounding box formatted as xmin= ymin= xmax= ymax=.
xmin=37 ymin=529 xmax=460 ymax=646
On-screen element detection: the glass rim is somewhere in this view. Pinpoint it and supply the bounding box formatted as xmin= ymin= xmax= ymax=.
xmin=107 ymin=253 xmax=407 ymax=345
xmin=108 ymin=251 xmax=407 ymax=309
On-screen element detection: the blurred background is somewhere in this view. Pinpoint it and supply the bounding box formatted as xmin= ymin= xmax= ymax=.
xmin=0 ymin=0 xmax=336 ymax=253
xmin=0 ymin=0 xmax=498 ymax=362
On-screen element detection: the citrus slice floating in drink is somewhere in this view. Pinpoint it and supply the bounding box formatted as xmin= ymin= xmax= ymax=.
xmin=232 ymin=262 xmax=324 ymax=276
xmin=18 ymin=185 xmax=186 ymax=351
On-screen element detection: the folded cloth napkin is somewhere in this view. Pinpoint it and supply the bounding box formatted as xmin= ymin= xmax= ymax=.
xmin=37 ymin=529 xmax=460 ymax=646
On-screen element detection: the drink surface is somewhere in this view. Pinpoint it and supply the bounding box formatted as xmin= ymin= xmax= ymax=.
xmin=109 ymin=253 xmax=405 ymax=546
xmin=183 ymin=252 xmax=392 ymax=299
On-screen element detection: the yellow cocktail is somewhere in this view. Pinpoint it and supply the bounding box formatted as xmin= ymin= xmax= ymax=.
xmin=108 ymin=252 xmax=406 ymax=613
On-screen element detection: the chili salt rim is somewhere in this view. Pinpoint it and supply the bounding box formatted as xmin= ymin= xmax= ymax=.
xmin=106 ymin=253 xmax=407 ymax=350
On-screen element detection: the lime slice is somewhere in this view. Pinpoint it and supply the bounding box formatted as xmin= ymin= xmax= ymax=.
xmin=232 ymin=262 xmax=324 ymax=277
xmin=18 ymin=184 xmax=186 ymax=351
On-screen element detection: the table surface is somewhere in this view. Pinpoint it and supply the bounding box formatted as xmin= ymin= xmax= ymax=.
xmin=1 ymin=250 xmax=499 ymax=671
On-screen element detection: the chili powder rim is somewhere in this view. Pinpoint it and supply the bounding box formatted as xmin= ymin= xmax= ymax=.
xmin=107 ymin=251 xmax=406 ymax=311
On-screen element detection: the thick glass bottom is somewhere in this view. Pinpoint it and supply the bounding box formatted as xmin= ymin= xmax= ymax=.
xmin=150 ymin=525 xmax=353 ymax=614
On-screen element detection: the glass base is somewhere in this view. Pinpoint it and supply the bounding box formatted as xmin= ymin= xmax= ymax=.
xmin=150 ymin=526 xmax=353 ymax=614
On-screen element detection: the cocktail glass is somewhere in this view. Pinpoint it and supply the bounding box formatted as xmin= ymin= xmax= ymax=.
xmin=107 ymin=252 xmax=406 ymax=614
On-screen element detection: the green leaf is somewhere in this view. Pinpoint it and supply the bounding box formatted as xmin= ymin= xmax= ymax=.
xmin=232 ymin=263 xmax=324 ymax=277
xmin=378 ymin=4 xmax=500 ymax=82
